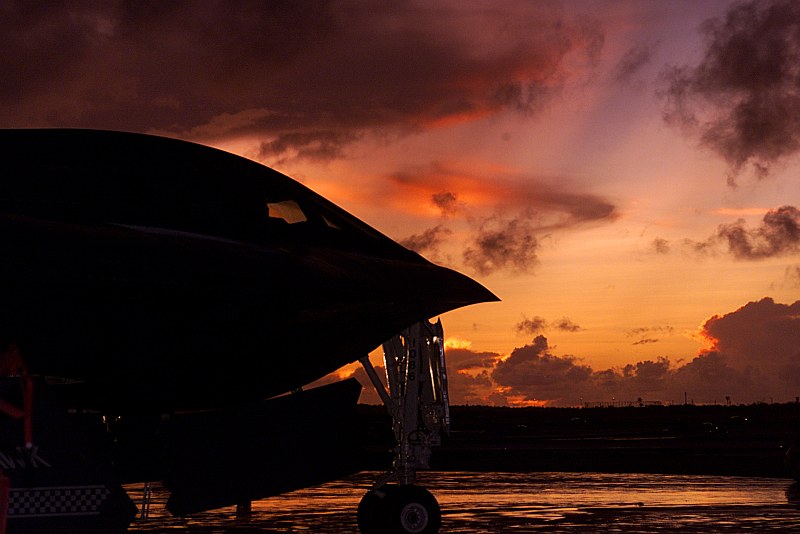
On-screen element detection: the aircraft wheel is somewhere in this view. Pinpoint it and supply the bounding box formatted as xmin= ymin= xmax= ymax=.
xmin=357 ymin=484 xmax=441 ymax=534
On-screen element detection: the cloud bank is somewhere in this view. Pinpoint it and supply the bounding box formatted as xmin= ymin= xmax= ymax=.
xmin=346 ymin=297 xmax=800 ymax=406
xmin=4 ymin=1 xmax=603 ymax=163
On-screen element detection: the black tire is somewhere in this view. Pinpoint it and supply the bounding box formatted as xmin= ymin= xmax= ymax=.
xmin=358 ymin=484 xmax=441 ymax=534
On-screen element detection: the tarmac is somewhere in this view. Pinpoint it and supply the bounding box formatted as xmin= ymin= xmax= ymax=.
xmin=126 ymin=471 xmax=800 ymax=532
xmin=125 ymin=402 xmax=800 ymax=532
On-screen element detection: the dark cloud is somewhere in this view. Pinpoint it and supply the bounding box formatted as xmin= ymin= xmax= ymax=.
xmin=456 ymin=188 xmax=615 ymax=276
xmin=388 ymin=163 xmax=616 ymax=274
xmin=621 ymin=358 xmax=670 ymax=390
xmin=446 ymin=347 xmax=499 ymax=372
xmin=699 ymin=297 xmax=800 ymax=371
xmin=553 ymin=317 xmax=582 ymax=332
xmin=614 ymin=41 xmax=659 ymax=84
xmin=516 ymin=315 xmax=581 ymax=335
xmin=396 ymin=186 xmax=615 ymax=275
xmin=627 ymin=325 xmax=674 ymax=345
xmin=457 ymin=186 xmax=616 ymax=276
xmin=685 ymin=205 xmax=800 ymax=259
xmin=660 ymin=0 xmax=800 ymax=180
xmin=399 ymin=225 xmax=452 ymax=257
xmin=670 ymin=351 xmax=756 ymax=404
xmin=515 ymin=316 xmax=547 ymax=336
xmin=492 ymin=336 xmax=594 ymax=403
xmin=449 ymin=368 xmax=495 ymax=406
xmin=463 ymin=212 xmax=541 ymax=276
xmin=652 ymin=237 xmax=670 ymax=254
xmin=489 ymin=337 xmax=678 ymax=406
xmin=716 ymin=205 xmax=800 ymax=259
xmin=533 ymin=189 xmax=618 ymax=228
xmin=445 ymin=347 xmax=502 ymax=406
xmin=431 ymin=192 xmax=460 ymax=217
xmin=2 ymin=1 xmax=604 ymax=163
xmin=628 ymin=327 xmax=672 ymax=336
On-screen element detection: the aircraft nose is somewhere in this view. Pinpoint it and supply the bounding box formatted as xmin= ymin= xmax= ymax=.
xmin=353 ymin=255 xmax=500 ymax=317
xmin=407 ymin=262 xmax=500 ymax=309
xmin=280 ymin=253 xmax=500 ymax=369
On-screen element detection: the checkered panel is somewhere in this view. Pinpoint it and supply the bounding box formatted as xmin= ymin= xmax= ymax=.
xmin=8 ymin=485 xmax=110 ymax=517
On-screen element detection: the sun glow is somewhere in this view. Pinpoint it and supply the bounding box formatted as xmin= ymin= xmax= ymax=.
xmin=445 ymin=337 xmax=473 ymax=350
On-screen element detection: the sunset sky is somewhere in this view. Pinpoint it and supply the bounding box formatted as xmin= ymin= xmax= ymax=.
xmin=5 ymin=0 xmax=800 ymax=406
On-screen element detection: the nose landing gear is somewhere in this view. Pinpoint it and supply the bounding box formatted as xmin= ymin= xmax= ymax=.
xmin=358 ymin=319 xmax=449 ymax=534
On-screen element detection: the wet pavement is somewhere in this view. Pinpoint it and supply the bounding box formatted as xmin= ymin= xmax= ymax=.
xmin=125 ymin=470 xmax=800 ymax=532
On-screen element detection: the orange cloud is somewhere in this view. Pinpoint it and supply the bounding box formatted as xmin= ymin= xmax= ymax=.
xmin=386 ymin=161 xmax=512 ymax=213
xmin=385 ymin=161 xmax=618 ymax=221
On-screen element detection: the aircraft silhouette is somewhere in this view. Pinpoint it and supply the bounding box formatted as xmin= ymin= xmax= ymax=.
xmin=0 ymin=129 xmax=498 ymax=533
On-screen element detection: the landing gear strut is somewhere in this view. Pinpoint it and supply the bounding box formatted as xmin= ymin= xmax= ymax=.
xmin=358 ymin=319 xmax=449 ymax=534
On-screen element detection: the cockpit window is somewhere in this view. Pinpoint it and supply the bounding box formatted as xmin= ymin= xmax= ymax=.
xmin=266 ymin=200 xmax=307 ymax=224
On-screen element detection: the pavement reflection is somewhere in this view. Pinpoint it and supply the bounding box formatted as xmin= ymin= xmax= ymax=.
xmin=126 ymin=471 xmax=800 ymax=532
